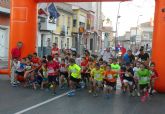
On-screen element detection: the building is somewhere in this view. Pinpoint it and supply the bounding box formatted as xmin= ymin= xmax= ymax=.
xmin=102 ymin=26 xmax=113 ymax=49
xmin=54 ymin=3 xmax=73 ymax=49
xmin=140 ymin=22 xmax=153 ymax=49
xmin=130 ymin=21 xmax=153 ymax=50
xmin=71 ymin=5 xmax=88 ymax=54
xmin=118 ymin=31 xmax=131 ymax=50
xmin=130 ymin=27 xmax=142 ymax=49
xmin=69 ymin=2 xmax=103 ymax=54
xmin=37 ymin=3 xmax=57 ymax=57
xmin=0 ymin=0 xmax=10 ymax=61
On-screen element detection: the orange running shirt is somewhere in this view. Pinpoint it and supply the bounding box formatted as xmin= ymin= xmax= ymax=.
xmin=104 ymin=71 xmax=117 ymax=82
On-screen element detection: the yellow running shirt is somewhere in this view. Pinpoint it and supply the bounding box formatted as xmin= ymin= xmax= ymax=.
xmin=68 ymin=64 xmax=81 ymax=79
xmin=91 ymin=68 xmax=104 ymax=81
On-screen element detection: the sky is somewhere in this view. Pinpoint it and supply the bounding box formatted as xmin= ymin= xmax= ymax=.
xmin=102 ymin=0 xmax=155 ymax=36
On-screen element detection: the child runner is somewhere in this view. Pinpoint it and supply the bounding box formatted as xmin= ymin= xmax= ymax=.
xmin=39 ymin=60 xmax=48 ymax=90
xmin=47 ymin=55 xmax=59 ymax=95
xmin=133 ymin=61 xmax=141 ymax=96
xmin=123 ymin=63 xmax=135 ymax=96
xmin=137 ymin=63 xmax=151 ymax=102
xmin=111 ymin=58 xmax=120 ymax=90
xmin=59 ymin=59 xmax=69 ymax=88
xmin=67 ymin=58 xmax=81 ymax=96
xmin=24 ymin=57 xmax=33 ymax=82
xmin=103 ymin=65 xmax=117 ymax=99
xmin=87 ymin=58 xmax=95 ymax=93
xmin=91 ymin=63 xmax=104 ymax=97
xmin=108 ymin=58 xmax=113 ymax=66
xmin=13 ymin=58 xmax=26 ymax=86
xmin=149 ymin=62 xmax=158 ymax=95
xmin=81 ymin=57 xmax=88 ymax=87
xmin=31 ymin=52 xmax=41 ymax=68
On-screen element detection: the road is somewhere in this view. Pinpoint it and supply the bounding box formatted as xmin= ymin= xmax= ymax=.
xmin=0 ymin=75 xmax=165 ymax=114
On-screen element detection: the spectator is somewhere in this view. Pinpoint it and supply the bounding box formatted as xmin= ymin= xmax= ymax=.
xmin=10 ymin=42 xmax=23 ymax=86
xmin=51 ymin=43 xmax=60 ymax=58
xmin=136 ymin=48 xmax=150 ymax=65
xmin=102 ymin=48 xmax=113 ymax=62
xmin=11 ymin=42 xmax=23 ymax=60
xmin=123 ymin=50 xmax=135 ymax=64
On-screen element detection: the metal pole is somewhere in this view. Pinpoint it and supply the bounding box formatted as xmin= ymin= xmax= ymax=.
xmin=135 ymin=15 xmax=142 ymax=49
xmin=114 ymin=2 xmax=122 ymax=57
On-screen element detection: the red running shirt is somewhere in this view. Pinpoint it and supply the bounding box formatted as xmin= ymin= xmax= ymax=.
xmin=51 ymin=48 xmax=60 ymax=57
xmin=47 ymin=61 xmax=59 ymax=76
xmin=11 ymin=47 xmax=21 ymax=59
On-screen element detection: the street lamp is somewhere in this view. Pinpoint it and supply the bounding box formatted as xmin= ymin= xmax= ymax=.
xmin=135 ymin=15 xmax=143 ymax=48
xmin=114 ymin=2 xmax=122 ymax=57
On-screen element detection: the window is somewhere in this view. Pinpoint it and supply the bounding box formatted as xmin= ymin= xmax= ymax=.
xmin=67 ymin=38 xmax=69 ymax=49
xmin=68 ymin=16 xmax=71 ymax=28
xmin=90 ymin=39 xmax=93 ymax=50
xmin=55 ymin=37 xmax=58 ymax=44
xmin=73 ymin=20 xmax=77 ymax=27
xmin=62 ymin=15 xmax=65 ymax=26
xmin=56 ymin=19 xmax=59 ymax=26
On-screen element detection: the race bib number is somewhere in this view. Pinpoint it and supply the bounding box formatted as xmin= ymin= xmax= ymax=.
xmin=43 ymin=71 xmax=47 ymax=77
xmin=107 ymin=74 xmax=113 ymax=79
xmin=142 ymin=77 xmax=148 ymax=81
xmin=48 ymin=68 xmax=54 ymax=74
xmin=125 ymin=73 xmax=129 ymax=77
xmin=33 ymin=63 xmax=39 ymax=67
xmin=95 ymin=73 xmax=100 ymax=79
xmin=52 ymin=51 xmax=58 ymax=54
xmin=71 ymin=69 xmax=76 ymax=73
xmin=26 ymin=66 xmax=31 ymax=70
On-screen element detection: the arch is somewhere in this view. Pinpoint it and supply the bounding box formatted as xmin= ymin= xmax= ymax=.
xmin=0 ymin=0 xmax=165 ymax=92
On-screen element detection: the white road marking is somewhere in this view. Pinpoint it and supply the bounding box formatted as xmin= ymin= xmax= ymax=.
xmin=14 ymin=92 xmax=68 ymax=114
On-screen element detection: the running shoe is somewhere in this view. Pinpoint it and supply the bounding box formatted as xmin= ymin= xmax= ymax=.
xmin=93 ymin=93 xmax=98 ymax=97
xmin=52 ymin=92 xmax=57 ymax=96
xmin=67 ymin=91 xmax=75 ymax=97
xmin=88 ymin=90 xmax=92 ymax=93
xmin=11 ymin=83 xmax=18 ymax=87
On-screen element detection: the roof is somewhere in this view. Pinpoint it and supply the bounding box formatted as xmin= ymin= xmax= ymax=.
xmin=54 ymin=3 xmax=73 ymax=14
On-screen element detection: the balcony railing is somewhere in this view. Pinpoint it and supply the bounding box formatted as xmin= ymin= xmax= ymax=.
xmin=40 ymin=17 xmax=56 ymax=31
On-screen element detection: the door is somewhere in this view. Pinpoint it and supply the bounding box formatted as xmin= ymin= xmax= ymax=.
xmin=0 ymin=29 xmax=7 ymax=59
xmin=0 ymin=28 xmax=9 ymax=69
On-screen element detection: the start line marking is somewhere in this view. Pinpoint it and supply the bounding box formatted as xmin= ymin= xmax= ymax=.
xmin=14 ymin=92 xmax=68 ymax=114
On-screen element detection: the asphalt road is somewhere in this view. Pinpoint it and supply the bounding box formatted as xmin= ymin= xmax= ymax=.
xmin=0 ymin=75 xmax=165 ymax=114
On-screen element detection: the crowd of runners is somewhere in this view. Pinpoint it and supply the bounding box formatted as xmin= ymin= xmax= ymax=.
xmin=10 ymin=42 xmax=158 ymax=102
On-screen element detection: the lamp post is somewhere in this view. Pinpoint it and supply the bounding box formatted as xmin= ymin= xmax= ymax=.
xmin=114 ymin=2 xmax=122 ymax=57
xmin=135 ymin=15 xmax=142 ymax=48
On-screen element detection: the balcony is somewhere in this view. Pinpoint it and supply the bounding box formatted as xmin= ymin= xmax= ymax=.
xmin=39 ymin=17 xmax=56 ymax=31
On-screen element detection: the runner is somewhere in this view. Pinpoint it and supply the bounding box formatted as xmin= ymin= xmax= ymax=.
xmin=111 ymin=58 xmax=120 ymax=90
xmin=67 ymin=58 xmax=81 ymax=96
xmin=149 ymin=62 xmax=159 ymax=95
xmin=137 ymin=63 xmax=151 ymax=102
xmin=91 ymin=63 xmax=104 ymax=97
xmin=59 ymin=59 xmax=69 ymax=88
xmin=103 ymin=65 xmax=117 ymax=99
xmin=47 ymin=55 xmax=59 ymax=95
xmin=122 ymin=63 xmax=135 ymax=96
